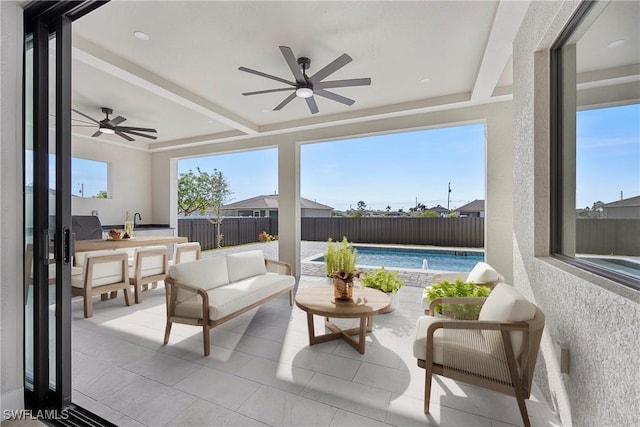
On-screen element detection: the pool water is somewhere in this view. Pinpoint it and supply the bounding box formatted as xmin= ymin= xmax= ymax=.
xmin=314 ymin=246 xmax=484 ymax=272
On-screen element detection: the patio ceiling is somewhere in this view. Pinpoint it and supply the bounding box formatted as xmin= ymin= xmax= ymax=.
xmin=69 ymin=1 xmax=638 ymax=152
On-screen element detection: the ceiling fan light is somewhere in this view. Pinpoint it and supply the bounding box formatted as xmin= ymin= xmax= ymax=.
xmin=296 ymin=87 xmax=314 ymax=98
xmin=100 ymin=127 xmax=115 ymax=135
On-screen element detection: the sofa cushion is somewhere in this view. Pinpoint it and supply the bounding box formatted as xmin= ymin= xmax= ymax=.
xmin=413 ymin=315 xmax=512 ymax=384
xmin=169 ymin=256 xmax=229 ymax=291
xmin=466 ymin=262 xmax=501 ymax=284
xmin=226 ymin=250 xmax=267 ymax=283
xmin=173 ymin=272 xmax=294 ymax=321
xmin=479 ymin=283 xmax=536 ymax=357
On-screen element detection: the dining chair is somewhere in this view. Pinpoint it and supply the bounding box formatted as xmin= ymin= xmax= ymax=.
xmin=129 ymin=245 xmax=168 ymax=303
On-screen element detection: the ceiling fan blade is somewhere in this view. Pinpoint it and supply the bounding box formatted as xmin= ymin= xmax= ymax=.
xmin=314 ymin=89 xmax=355 ymax=106
xmin=273 ymin=92 xmax=297 ymax=111
xmin=91 ymin=130 xmax=102 ymax=137
xmin=115 ymin=126 xmax=157 ymax=133
xmin=315 ymin=78 xmax=371 ymax=89
xmin=242 ymin=87 xmax=294 ymax=96
xmin=119 ymin=129 xmax=158 ymax=140
xmin=309 ymin=53 xmax=352 ymax=84
xmin=306 ymin=96 xmax=319 ymax=114
xmin=72 ymin=109 xmax=100 ymax=124
xmin=72 ymin=118 xmax=97 ymax=125
xmin=115 ymin=131 xmax=135 ymax=142
xmin=239 ymin=66 xmax=296 ymax=87
xmin=106 ymin=115 xmax=126 ymax=127
xmin=279 ymin=46 xmax=305 ymax=84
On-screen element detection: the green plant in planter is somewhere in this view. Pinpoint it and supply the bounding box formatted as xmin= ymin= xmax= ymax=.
xmin=362 ymin=267 xmax=404 ymax=293
xmin=324 ymin=237 xmax=358 ymax=277
xmin=424 ymin=279 xmax=491 ymax=319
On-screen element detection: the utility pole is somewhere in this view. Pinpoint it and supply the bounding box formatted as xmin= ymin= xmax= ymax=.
xmin=447 ymin=182 xmax=452 ymax=212
xmin=78 ymin=183 xmax=84 ymax=198
xmin=620 ymin=190 xmax=623 ymax=200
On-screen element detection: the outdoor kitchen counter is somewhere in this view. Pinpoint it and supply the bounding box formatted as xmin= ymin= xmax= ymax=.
xmin=74 ymin=235 xmax=187 ymax=253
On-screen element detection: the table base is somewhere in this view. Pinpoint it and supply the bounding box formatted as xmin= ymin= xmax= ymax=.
xmin=306 ymin=312 xmax=373 ymax=354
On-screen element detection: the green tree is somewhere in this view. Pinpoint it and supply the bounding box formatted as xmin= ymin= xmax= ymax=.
xmin=178 ymin=168 xmax=232 ymax=247
xmin=93 ymin=190 xmax=108 ymax=198
xmin=357 ymin=200 xmax=367 ymax=210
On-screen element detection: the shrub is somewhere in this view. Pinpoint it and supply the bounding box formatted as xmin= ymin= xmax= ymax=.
xmin=324 ymin=237 xmax=357 ymax=277
xmin=424 ymin=279 xmax=491 ymax=319
xmin=362 ymin=267 xmax=404 ymax=293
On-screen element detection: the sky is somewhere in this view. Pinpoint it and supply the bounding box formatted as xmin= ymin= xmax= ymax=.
xmin=576 ymin=103 xmax=640 ymax=208
xmin=32 ymin=104 xmax=638 ymax=211
xmin=178 ymin=124 xmax=486 ymax=212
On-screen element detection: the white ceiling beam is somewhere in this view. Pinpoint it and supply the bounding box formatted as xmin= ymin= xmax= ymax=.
xmin=72 ymin=36 xmax=258 ymax=135
xmin=471 ymin=0 xmax=530 ymax=101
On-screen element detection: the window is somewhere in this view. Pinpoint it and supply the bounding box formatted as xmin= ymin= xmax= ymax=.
xmin=72 ymin=157 xmax=109 ymax=198
xmin=551 ymin=1 xmax=640 ymax=289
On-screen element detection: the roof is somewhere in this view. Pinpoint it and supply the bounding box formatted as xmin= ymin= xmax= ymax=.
xmin=428 ymin=205 xmax=450 ymax=213
xmin=456 ymin=199 xmax=485 ymax=213
xmin=603 ymin=195 xmax=640 ymax=208
xmin=223 ymin=195 xmax=333 ymax=210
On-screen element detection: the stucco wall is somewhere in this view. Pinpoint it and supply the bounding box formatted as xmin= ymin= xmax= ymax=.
xmin=513 ymin=1 xmax=640 ymax=426
xmin=72 ymin=137 xmax=152 ymax=226
xmin=1 ymin=0 xmax=25 ymax=412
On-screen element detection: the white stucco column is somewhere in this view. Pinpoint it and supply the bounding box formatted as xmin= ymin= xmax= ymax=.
xmin=485 ymin=103 xmax=514 ymax=283
xmin=277 ymin=140 xmax=301 ymax=277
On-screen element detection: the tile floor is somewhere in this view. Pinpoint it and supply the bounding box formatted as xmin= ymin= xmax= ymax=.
xmin=69 ymin=276 xmax=561 ymax=427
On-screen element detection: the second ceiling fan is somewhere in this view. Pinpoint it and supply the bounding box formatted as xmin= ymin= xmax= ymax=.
xmin=239 ymin=46 xmax=371 ymax=114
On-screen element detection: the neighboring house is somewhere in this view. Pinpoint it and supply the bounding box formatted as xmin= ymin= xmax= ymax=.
xmin=603 ymin=196 xmax=640 ymax=219
xmin=221 ymin=194 xmax=333 ymax=218
xmin=456 ymin=199 xmax=485 ymax=218
xmin=428 ymin=204 xmax=451 ymax=217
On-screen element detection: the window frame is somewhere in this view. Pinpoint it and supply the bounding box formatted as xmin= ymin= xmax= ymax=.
xmin=550 ymin=1 xmax=640 ymax=291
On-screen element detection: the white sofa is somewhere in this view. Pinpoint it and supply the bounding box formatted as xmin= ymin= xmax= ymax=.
xmin=163 ymin=250 xmax=295 ymax=356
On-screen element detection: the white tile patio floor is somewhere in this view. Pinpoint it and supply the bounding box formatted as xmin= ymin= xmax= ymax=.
xmin=70 ymin=275 xmax=561 ymax=427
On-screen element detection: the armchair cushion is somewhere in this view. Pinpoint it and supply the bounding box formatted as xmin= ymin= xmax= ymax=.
xmin=478 ymin=283 xmax=536 ymax=357
xmin=413 ymin=316 xmax=512 ymax=384
xmin=226 ymin=250 xmax=267 ymax=283
xmin=466 ymin=262 xmax=501 ymax=284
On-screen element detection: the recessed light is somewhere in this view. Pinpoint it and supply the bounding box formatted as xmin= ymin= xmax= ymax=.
xmin=607 ymin=39 xmax=625 ymax=48
xmin=207 ymin=120 xmax=215 ymax=123
xmin=133 ymin=31 xmax=150 ymax=41
xmin=262 ymin=109 xmax=273 ymax=113
xmin=420 ymin=77 xmax=431 ymax=84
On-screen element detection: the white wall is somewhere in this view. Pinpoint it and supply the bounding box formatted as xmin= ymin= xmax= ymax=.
xmin=152 ymin=102 xmax=515 ymax=280
xmin=513 ymin=2 xmax=640 ymax=426
xmin=72 ymin=136 xmax=153 ymax=226
xmin=0 ymin=0 xmax=25 ymax=412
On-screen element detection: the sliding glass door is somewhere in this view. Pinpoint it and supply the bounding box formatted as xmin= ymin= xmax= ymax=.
xmin=23 ymin=1 xmax=106 ymax=412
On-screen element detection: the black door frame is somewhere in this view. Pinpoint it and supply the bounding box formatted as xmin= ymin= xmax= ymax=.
xmin=23 ymin=0 xmax=108 ymax=412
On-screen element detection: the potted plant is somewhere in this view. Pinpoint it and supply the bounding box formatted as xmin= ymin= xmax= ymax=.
xmin=361 ymin=267 xmax=404 ymax=312
xmin=324 ymin=237 xmax=358 ymax=299
xmin=424 ymin=279 xmax=491 ymax=319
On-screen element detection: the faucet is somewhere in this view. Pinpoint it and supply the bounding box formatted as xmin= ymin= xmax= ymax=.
xmin=133 ymin=212 xmax=142 ymax=228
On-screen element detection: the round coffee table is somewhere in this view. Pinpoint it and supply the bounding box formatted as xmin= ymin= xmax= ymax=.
xmin=295 ymin=286 xmax=391 ymax=354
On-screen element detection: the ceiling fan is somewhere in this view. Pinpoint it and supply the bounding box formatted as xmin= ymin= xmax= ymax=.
xmin=71 ymin=107 xmax=158 ymax=141
xmin=239 ymin=46 xmax=371 ymax=114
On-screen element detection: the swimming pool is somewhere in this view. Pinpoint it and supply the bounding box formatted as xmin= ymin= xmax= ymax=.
xmin=313 ymin=246 xmax=484 ymax=272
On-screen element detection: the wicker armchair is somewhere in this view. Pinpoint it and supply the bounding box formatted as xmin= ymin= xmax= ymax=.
xmin=413 ymin=283 xmax=544 ymax=427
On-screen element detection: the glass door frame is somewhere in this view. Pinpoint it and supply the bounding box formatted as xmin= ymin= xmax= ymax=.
xmin=23 ymin=0 xmax=108 ymax=411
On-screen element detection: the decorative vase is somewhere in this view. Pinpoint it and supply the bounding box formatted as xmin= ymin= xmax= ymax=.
xmin=384 ymin=292 xmax=399 ymax=313
xmin=333 ymin=277 xmax=353 ymax=300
